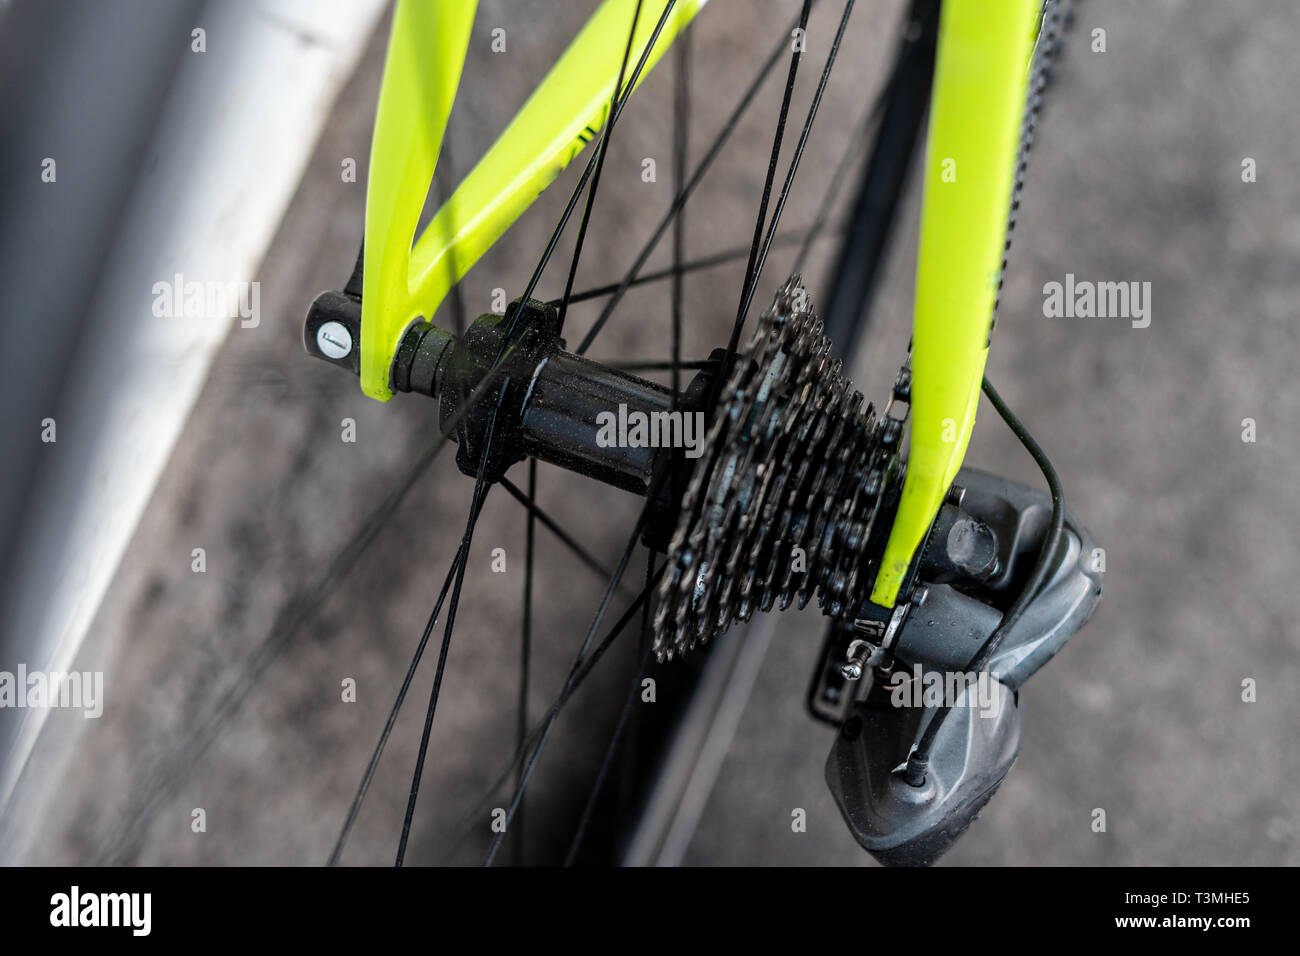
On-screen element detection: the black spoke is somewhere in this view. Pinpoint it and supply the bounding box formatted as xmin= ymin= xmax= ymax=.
xmin=792 ymin=23 xmax=891 ymax=273
xmin=684 ymin=2 xmax=859 ymax=547
xmin=327 ymin=536 xmax=470 ymax=865
xmin=563 ymin=550 xmax=659 ymax=865
xmin=574 ymin=1 xmax=823 ymax=356
xmin=739 ymin=0 xmax=858 ymax=332
xmin=497 ymin=475 xmax=627 ymax=589
xmin=671 ymin=19 xmax=690 ymax=409
xmin=394 ymin=392 xmax=506 ymax=866
xmin=725 ymin=0 xmax=814 ymax=383
xmin=717 ymin=0 xmax=858 ymax=404
xmin=551 ymin=225 xmax=840 ymax=308
xmin=667 ymin=23 xmax=691 ymax=514
xmin=483 ymin=484 xmax=667 ymax=865
xmin=492 ymin=0 xmax=679 ymax=367
xmin=514 ymin=458 xmax=537 ymax=866
xmin=433 ymin=559 xmax=665 ymax=865
xmin=819 ymin=0 xmax=940 ymax=353
xmin=555 ymin=0 xmax=649 ymax=335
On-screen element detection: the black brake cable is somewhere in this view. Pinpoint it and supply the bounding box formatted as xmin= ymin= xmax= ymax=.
xmin=901 ymin=374 xmax=1065 ymax=786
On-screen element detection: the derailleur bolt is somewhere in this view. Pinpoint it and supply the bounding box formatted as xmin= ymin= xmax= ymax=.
xmin=840 ymin=639 xmax=873 ymax=681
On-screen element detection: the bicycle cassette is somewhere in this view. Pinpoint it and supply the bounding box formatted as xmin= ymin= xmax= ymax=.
xmin=652 ymin=276 xmax=909 ymax=660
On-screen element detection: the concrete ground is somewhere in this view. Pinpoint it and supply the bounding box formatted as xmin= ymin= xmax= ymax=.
xmin=5 ymin=0 xmax=1299 ymax=866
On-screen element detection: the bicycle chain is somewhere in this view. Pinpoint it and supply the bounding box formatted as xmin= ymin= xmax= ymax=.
xmin=993 ymin=0 xmax=1069 ymax=325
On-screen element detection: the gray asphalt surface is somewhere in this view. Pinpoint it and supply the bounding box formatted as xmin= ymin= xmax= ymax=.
xmin=5 ymin=0 xmax=1299 ymax=866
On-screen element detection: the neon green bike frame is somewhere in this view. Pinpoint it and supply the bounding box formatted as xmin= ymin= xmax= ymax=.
xmin=869 ymin=0 xmax=1042 ymax=608
xmin=361 ymin=0 xmax=1043 ymax=609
